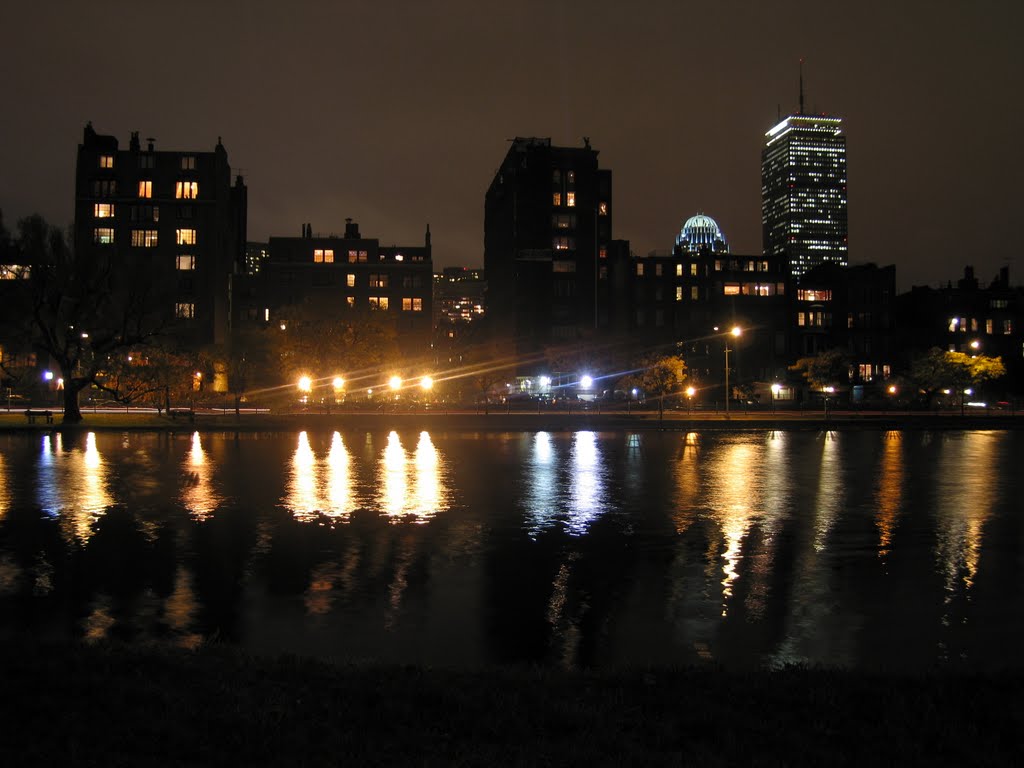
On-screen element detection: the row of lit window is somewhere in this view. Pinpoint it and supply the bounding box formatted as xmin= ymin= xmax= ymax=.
xmin=99 ymin=154 xmax=197 ymax=171
xmin=135 ymin=181 xmax=198 ymax=199
xmin=797 ymin=311 xmax=832 ymax=327
xmin=94 ymin=227 xmax=196 ymax=245
xmin=949 ymin=317 xmax=1014 ymax=335
xmin=313 ymin=249 xmax=411 ymax=264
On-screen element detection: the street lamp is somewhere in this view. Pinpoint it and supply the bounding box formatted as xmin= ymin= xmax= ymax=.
xmin=724 ymin=326 xmax=742 ymax=417
xmin=332 ymin=376 xmax=345 ymax=403
xmin=686 ymin=385 xmax=696 ymax=415
xmin=770 ymin=382 xmax=781 ymax=414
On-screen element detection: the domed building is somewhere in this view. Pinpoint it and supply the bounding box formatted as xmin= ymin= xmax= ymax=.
xmin=675 ymin=213 xmax=729 ymax=254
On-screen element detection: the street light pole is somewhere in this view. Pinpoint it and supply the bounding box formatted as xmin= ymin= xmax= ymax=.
xmin=724 ymin=326 xmax=741 ymax=417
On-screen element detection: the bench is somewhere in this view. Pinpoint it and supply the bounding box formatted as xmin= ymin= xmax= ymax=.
xmin=169 ymin=408 xmax=195 ymax=422
xmin=24 ymin=409 xmax=54 ymax=424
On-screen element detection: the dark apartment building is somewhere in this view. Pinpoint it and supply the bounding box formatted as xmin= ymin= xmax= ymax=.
xmin=484 ymin=137 xmax=623 ymax=369
xmin=73 ymin=123 xmax=247 ymax=347
xmin=896 ymin=266 xmax=1022 ymax=394
xmin=233 ymin=219 xmax=433 ymax=358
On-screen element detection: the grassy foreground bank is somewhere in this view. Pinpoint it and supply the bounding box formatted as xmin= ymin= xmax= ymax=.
xmin=3 ymin=643 xmax=1022 ymax=766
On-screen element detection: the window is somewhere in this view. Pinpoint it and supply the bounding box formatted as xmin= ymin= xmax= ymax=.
xmin=178 ymin=205 xmax=193 ymax=219
xmin=176 ymin=228 xmax=197 ymax=245
xmin=991 ymin=299 xmax=1009 ymax=309
xmin=402 ymin=297 xmax=423 ymax=311
xmin=552 ymin=170 xmax=561 ymax=184
xmin=99 ymin=155 xmax=114 ymax=169
xmin=346 ymin=296 xmax=355 ymax=308
xmin=566 ymin=170 xmax=575 ymax=184
xmin=369 ymin=296 xmax=389 ymax=310
xmin=723 ymin=283 xmax=740 ymax=296
xmin=691 ymin=286 xmax=699 ymax=300
xmin=599 ymin=266 xmax=608 ymax=281
xmin=635 ymin=263 xmax=644 ymax=276
xmin=655 ymin=264 xmax=663 ymax=276
xmin=175 ymin=302 xmax=195 ymax=319
xmin=176 ymin=255 xmax=195 ymax=270
xmin=348 ymin=250 xmax=369 ymax=263
xmin=313 ymin=249 xmax=335 ymax=263
xmin=744 ymin=260 xmax=755 ymax=272
xmin=598 ymin=201 xmax=608 ymax=216
xmin=566 ymin=192 xmax=576 ymax=207
xmin=138 ymin=180 xmax=153 ymax=198
xmin=676 ymin=286 xmax=683 ymax=302
xmin=93 ymin=227 xmax=115 ymax=244
xmin=346 ymin=274 xmax=355 ymax=288
xmin=599 ymin=246 xmax=607 ymax=260
xmin=552 ymin=192 xmax=562 ymax=206
xmin=369 ymin=274 xmax=388 ymax=288
xmin=553 ymin=260 xmax=576 ymax=273
xmin=691 ymin=263 xmax=699 ymax=276
xmin=139 ymin=155 xmax=155 ymax=169
xmin=175 ymin=181 xmax=198 ymax=199
xmin=130 ymin=205 xmax=159 ymax=222
xmin=714 ymin=260 xmax=722 ymax=271
xmin=760 ymin=260 xmax=769 ymax=272
xmin=797 ymin=289 xmax=832 ymax=301
xmin=93 ymin=180 xmax=117 ymax=197
xmin=181 ymin=156 xmax=196 ymax=170
xmin=131 ymin=229 xmax=159 ymax=247
xmin=552 ymin=236 xmax=574 ymax=251
xmin=1004 ymin=319 xmax=1014 ymax=335
xmin=986 ymin=319 xmax=993 ymax=334
xmin=552 ymin=214 xmax=575 ymax=229
xmin=675 ymin=264 xmax=683 ymax=277
xmin=94 ymin=203 xmax=115 ymax=218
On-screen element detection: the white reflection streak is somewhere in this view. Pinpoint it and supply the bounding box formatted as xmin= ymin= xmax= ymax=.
xmin=525 ymin=432 xmax=557 ymax=535
xmin=381 ymin=431 xmax=407 ymax=518
xmin=326 ymin=431 xmax=352 ymax=519
xmin=181 ymin=431 xmax=220 ymax=520
xmin=34 ymin=432 xmax=112 ymax=541
xmin=568 ymin=431 xmax=603 ymax=535
xmin=411 ymin=431 xmax=441 ymax=521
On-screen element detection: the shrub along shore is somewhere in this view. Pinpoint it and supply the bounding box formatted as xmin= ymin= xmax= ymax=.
xmin=3 ymin=641 xmax=1022 ymax=766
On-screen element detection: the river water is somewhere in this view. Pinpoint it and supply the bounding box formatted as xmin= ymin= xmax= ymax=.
xmin=0 ymin=428 xmax=1021 ymax=670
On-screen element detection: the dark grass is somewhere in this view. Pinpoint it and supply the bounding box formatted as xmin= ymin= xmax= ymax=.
xmin=3 ymin=642 xmax=1022 ymax=766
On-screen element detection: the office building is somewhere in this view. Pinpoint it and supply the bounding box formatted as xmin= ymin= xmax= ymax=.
xmin=761 ymin=109 xmax=848 ymax=280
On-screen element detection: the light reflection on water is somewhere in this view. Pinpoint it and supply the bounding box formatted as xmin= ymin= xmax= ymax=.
xmin=0 ymin=428 xmax=1020 ymax=671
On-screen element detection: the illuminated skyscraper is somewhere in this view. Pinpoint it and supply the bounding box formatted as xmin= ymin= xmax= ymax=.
xmin=761 ymin=110 xmax=847 ymax=280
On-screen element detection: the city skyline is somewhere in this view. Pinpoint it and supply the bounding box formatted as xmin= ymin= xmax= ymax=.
xmin=1 ymin=0 xmax=1021 ymax=290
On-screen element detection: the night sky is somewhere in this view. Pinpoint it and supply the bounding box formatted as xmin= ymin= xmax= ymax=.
xmin=2 ymin=0 xmax=1021 ymax=290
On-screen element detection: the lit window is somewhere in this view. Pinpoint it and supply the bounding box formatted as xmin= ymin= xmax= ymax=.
xmin=131 ymin=229 xmax=159 ymax=247
xmin=797 ymin=289 xmax=832 ymax=301
xmin=986 ymin=319 xmax=993 ymax=334
xmin=675 ymin=264 xmax=682 ymax=277
xmin=346 ymin=296 xmax=355 ymax=308
xmin=181 ymin=156 xmax=196 ymax=170
xmin=690 ymin=286 xmax=699 ymax=300
xmin=401 ymin=298 xmax=424 ymax=311
xmin=1004 ymin=319 xmax=1014 ymax=335
xmin=690 ymin=263 xmax=698 ymax=276
xmin=714 ymin=260 xmax=722 ymax=271
xmin=675 ymin=286 xmax=683 ymax=302
xmin=552 ymin=192 xmax=562 ymax=207
xmin=94 ymin=203 xmax=115 ymax=218
xmin=724 ymin=283 xmax=740 ymax=296
xmin=93 ymin=228 xmax=115 ymax=244
xmin=798 ymin=312 xmax=806 ymax=326
xmin=370 ymin=274 xmax=388 ymax=288
xmin=598 ymin=202 xmax=608 ymax=216
xmin=599 ymin=247 xmax=607 ymax=260
xmin=99 ymin=155 xmax=114 ymax=169
xmin=138 ymin=180 xmax=153 ymax=198
xmin=176 ymin=255 xmax=196 ymax=270
xmin=175 ymin=302 xmax=195 ymax=319
xmin=313 ymin=249 xmax=335 ymax=263
xmin=369 ymin=297 xmax=389 ymax=310
xmin=175 ymin=181 xmax=198 ymax=199
xmin=566 ymin=192 xmax=576 ymax=207
xmin=636 ymin=263 xmax=644 ymax=276
xmin=176 ymin=228 xmax=197 ymax=246
xmin=346 ymin=274 xmax=355 ymax=287
xmin=552 ymin=236 xmax=574 ymax=251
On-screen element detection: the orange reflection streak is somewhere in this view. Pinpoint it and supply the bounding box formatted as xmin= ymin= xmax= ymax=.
xmin=411 ymin=431 xmax=443 ymax=521
xmin=0 ymin=452 xmax=8 ymax=520
xmin=163 ymin=565 xmax=202 ymax=649
xmin=325 ymin=432 xmax=352 ymax=519
xmin=285 ymin=431 xmax=321 ymax=521
xmin=181 ymin=431 xmax=220 ymax=520
xmin=707 ymin=441 xmax=761 ymax=614
xmin=813 ymin=432 xmax=842 ymax=552
xmin=874 ymin=433 xmax=903 ymax=557
xmin=672 ymin=433 xmax=701 ymax=534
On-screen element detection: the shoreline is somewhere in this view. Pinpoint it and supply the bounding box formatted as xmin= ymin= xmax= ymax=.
xmin=1 ymin=409 xmax=1022 ymax=433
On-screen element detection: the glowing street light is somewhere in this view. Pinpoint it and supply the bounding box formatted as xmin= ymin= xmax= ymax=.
xmin=333 ymin=376 xmax=345 ymax=391
xmin=389 ymin=375 xmax=402 ymax=391
xmin=297 ymin=375 xmax=312 ymax=393
xmin=685 ymin=385 xmax=696 ymax=415
xmin=724 ymin=327 xmax=742 ymax=416
xmin=580 ymin=374 xmax=593 ymax=390
xmin=771 ymin=382 xmax=781 ymax=414
xmin=420 ymin=375 xmax=434 ymax=392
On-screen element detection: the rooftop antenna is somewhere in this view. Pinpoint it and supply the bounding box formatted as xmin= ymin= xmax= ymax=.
xmin=798 ymin=58 xmax=805 ymax=116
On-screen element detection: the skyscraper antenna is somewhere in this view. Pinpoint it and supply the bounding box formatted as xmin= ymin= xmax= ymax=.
xmin=798 ymin=58 xmax=805 ymax=115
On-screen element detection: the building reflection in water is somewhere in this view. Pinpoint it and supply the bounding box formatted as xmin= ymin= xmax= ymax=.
xmin=35 ymin=432 xmax=112 ymax=542
xmin=934 ymin=432 xmax=1000 ymax=596
xmin=181 ymin=431 xmax=221 ymax=520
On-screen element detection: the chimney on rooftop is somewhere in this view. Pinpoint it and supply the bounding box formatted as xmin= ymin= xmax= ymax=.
xmin=344 ymin=218 xmax=360 ymax=239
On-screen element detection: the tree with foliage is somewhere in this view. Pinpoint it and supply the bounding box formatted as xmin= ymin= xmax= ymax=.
xmin=910 ymin=347 xmax=1006 ymax=411
xmin=0 ymin=214 xmax=168 ymax=423
xmin=96 ymin=343 xmax=204 ymax=413
xmin=620 ymin=354 xmax=687 ymax=419
xmin=789 ymin=348 xmax=852 ymax=391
